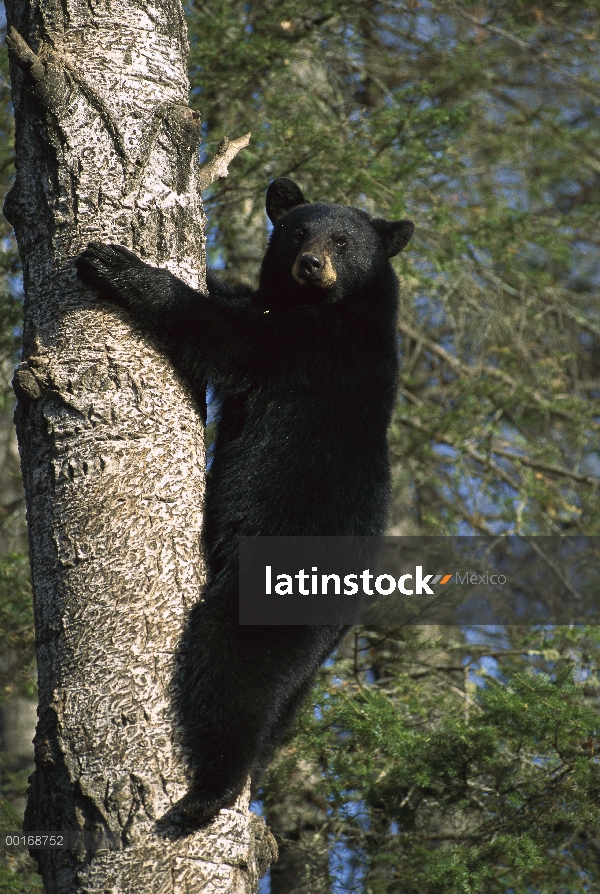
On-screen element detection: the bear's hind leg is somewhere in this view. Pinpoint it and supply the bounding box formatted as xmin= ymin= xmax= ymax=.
xmin=250 ymin=625 xmax=349 ymax=791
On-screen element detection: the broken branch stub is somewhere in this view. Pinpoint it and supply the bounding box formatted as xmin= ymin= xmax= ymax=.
xmin=198 ymin=132 xmax=251 ymax=191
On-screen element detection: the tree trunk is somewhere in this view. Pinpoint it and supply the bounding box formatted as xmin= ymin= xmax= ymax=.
xmin=3 ymin=0 xmax=275 ymax=890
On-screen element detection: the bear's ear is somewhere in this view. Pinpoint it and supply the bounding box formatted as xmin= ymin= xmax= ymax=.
xmin=372 ymin=219 xmax=415 ymax=258
xmin=266 ymin=178 xmax=308 ymax=224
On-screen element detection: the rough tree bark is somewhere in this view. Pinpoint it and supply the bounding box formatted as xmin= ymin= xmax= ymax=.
xmin=3 ymin=0 xmax=275 ymax=890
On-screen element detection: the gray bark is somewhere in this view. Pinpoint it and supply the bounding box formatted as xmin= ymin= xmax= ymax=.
xmin=3 ymin=0 xmax=275 ymax=890
xmin=0 ymin=363 xmax=27 ymax=553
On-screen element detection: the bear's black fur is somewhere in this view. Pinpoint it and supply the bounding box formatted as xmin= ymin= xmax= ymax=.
xmin=75 ymin=178 xmax=414 ymax=821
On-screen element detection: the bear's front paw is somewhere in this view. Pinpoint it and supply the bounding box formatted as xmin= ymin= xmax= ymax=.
xmin=75 ymin=243 xmax=144 ymax=305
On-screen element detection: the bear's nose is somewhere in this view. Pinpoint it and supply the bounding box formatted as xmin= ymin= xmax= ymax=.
xmin=298 ymin=254 xmax=323 ymax=278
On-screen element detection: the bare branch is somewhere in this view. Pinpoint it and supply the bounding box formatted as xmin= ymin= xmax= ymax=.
xmin=6 ymin=27 xmax=45 ymax=82
xmin=199 ymin=133 xmax=251 ymax=191
xmin=490 ymin=446 xmax=598 ymax=488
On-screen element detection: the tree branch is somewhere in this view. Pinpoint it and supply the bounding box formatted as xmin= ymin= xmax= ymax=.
xmin=6 ymin=27 xmax=45 ymax=82
xmin=198 ymin=133 xmax=251 ymax=191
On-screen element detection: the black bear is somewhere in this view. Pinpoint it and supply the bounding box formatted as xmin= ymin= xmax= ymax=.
xmin=75 ymin=178 xmax=414 ymax=821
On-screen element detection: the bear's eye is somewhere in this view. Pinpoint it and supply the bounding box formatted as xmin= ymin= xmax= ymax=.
xmin=333 ymin=233 xmax=347 ymax=247
xmin=293 ymin=228 xmax=305 ymax=243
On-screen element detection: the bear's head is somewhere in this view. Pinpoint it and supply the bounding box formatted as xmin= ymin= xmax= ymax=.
xmin=260 ymin=177 xmax=414 ymax=306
